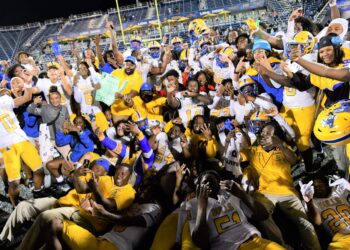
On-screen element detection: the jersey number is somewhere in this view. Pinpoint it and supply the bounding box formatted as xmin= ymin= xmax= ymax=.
xmin=84 ymin=93 xmax=93 ymax=105
xmin=186 ymin=108 xmax=202 ymax=121
xmin=214 ymin=212 xmax=241 ymax=234
xmin=0 ymin=114 xmax=17 ymax=132
xmin=321 ymin=204 xmax=350 ymax=234
xmin=211 ymin=107 xmax=230 ymax=117
xmin=285 ymin=87 xmax=296 ymax=96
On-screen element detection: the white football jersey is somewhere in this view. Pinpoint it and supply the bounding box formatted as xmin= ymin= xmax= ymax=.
xmin=178 ymin=191 xmax=260 ymax=250
xmin=282 ymin=60 xmax=315 ymax=108
xmin=73 ymin=76 xmax=101 ymax=114
xmin=152 ymin=132 xmax=174 ymax=170
xmin=212 ymin=61 xmax=234 ymax=85
xmin=176 ymin=92 xmax=205 ymax=128
xmin=313 ymin=187 xmax=350 ymax=237
xmin=36 ymin=78 xmax=72 ymax=113
xmin=209 ymin=95 xmax=231 ymax=117
xmin=0 ymin=95 xmax=28 ymax=149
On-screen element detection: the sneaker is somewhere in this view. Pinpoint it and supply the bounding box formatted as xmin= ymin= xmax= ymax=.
xmin=24 ymin=179 xmax=34 ymax=191
xmin=48 ymin=182 xmax=72 ymax=198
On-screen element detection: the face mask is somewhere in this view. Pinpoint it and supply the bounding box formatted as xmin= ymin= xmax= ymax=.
xmin=140 ymin=91 xmax=153 ymax=103
xmin=173 ymin=44 xmax=182 ymax=53
xmin=130 ymin=41 xmax=141 ymax=51
xmin=149 ymin=49 xmax=160 ymax=59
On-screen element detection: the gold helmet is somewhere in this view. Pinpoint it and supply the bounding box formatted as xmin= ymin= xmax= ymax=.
xmin=249 ymin=111 xmax=271 ymax=134
xmin=130 ymin=35 xmax=142 ymax=43
xmin=188 ymin=18 xmax=207 ymax=37
xmin=314 ymin=99 xmax=350 ymax=146
xmin=179 ymin=48 xmax=190 ymax=61
xmin=288 ymin=31 xmax=316 ymax=55
xmin=171 ymin=37 xmax=183 ymax=45
xmin=219 ymin=47 xmax=235 ymax=58
xmin=147 ymin=41 xmax=161 ymax=49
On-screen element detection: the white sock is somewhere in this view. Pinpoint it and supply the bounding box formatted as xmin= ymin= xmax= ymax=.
xmin=56 ymin=176 xmax=64 ymax=183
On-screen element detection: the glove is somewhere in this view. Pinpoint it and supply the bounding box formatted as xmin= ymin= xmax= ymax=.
xmin=329 ymin=178 xmax=350 ymax=191
xmin=299 ymin=181 xmax=314 ymax=202
xmin=246 ymin=18 xmax=258 ymax=32
xmin=51 ymin=41 xmax=61 ymax=56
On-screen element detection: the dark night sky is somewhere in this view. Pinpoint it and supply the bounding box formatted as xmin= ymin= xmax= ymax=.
xmin=0 ymin=0 xmax=134 ymax=26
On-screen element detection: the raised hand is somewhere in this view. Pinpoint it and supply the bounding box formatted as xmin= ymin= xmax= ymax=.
xmin=176 ymin=163 xmax=189 ymax=185
xmin=197 ymin=182 xmax=210 ymax=211
xmin=94 ymin=35 xmax=101 ymax=45
xmin=329 ymin=178 xmax=350 ymax=191
xmin=200 ymin=123 xmax=212 ymax=140
xmin=265 ymin=106 xmax=278 ymax=117
xmin=299 ymin=181 xmax=314 ymax=202
xmin=172 ymin=117 xmax=182 ymax=125
xmin=125 ymin=121 xmax=141 ymax=135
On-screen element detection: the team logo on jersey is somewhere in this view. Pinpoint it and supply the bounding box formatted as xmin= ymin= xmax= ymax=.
xmin=321 ymin=114 xmax=336 ymax=128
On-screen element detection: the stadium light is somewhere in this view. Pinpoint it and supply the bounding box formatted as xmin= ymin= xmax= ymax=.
xmin=115 ymin=0 xmax=126 ymax=45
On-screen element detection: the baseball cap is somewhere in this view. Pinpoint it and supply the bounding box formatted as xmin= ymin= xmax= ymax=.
xmin=124 ymin=56 xmax=137 ymax=65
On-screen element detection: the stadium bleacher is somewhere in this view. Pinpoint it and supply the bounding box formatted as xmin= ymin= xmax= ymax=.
xmin=0 ymin=0 xmax=329 ymax=63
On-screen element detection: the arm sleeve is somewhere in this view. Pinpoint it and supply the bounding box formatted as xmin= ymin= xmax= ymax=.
xmin=206 ymin=137 xmax=218 ymax=158
xmin=89 ymin=67 xmax=101 ymax=84
xmin=254 ymin=96 xmax=277 ymax=110
xmin=73 ymin=86 xmax=83 ymax=104
xmin=207 ymin=95 xmax=221 ymax=109
xmin=142 ymin=205 xmax=162 ymax=227
xmin=26 ymin=103 xmax=42 ymax=116
xmin=274 ymin=114 xmax=296 ymax=140
xmin=101 ymin=137 xmax=128 ymax=158
xmin=55 ymin=130 xmax=73 ymax=146
xmin=286 ymin=20 xmax=295 ymax=42
xmin=24 ymin=112 xmax=38 ymax=127
xmin=78 ymin=130 xmax=94 ymax=149
xmin=290 ymin=72 xmax=313 ymax=91
xmin=137 ymin=132 xmax=155 ymax=169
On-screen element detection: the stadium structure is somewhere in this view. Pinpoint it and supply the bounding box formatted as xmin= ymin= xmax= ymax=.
xmin=0 ymin=0 xmax=336 ymax=68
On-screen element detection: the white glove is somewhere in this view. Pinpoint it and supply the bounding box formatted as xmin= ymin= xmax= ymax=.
xmin=299 ymin=181 xmax=314 ymax=202
xmin=329 ymin=178 xmax=350 ymax=191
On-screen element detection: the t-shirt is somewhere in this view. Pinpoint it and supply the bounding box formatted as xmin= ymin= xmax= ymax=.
xmin=247 ymin=145 xmax=297 ymax=196
xmin=110 ymin=69 xmax=143 ymax=96
xmin=102 ymin=203 xmax=162 ymax=250
xmin=0 ymin=95 xmax=28 ymax=148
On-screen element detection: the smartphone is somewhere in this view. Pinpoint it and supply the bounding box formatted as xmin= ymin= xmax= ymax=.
xmin=83 ymin=159 xmax=90 ymax=169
